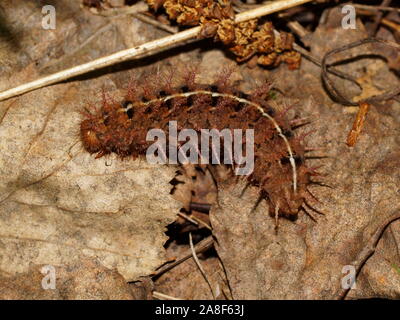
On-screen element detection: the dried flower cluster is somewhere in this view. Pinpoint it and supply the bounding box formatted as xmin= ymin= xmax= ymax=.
xmin=146 ymin=0 xmax=301 ymax=69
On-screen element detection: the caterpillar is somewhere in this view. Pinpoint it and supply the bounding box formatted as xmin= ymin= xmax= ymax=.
xmin=80 ymin=70 xmax=319 ymax=225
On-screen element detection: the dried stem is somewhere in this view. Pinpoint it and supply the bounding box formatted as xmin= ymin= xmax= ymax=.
xmin=191 ymin=216 xmax=212 ymax=230
xmin=189 ymin=202 xmax=212 ymax=213
xmin=351 ymin=3 xmax=400 ymax=13
xmin=273 ymin=29 xmax=360 ymax=86
xmin=133 ymin=13 xmax=179 ymax=34
xmin=0 ymin=0 xmax=312 ymax=101
xmin=367 ymin=0 xmax=391 ymax=36
xmin=381 ymin=18 xmax=400 ymax=33
xmin=91 ymin=2 xmax=148 ymax=16
xmin=321 ymin=38 xmax=400 ymax=106
xmin=152 ymin=235 xmax=214 ymax=279
xmin=189 ymin=232 xmax=215 ymax=299
xmin=152 ymin=291 xmax=183 ymax=300
xmin=178 ymin=212 xmax=199 ymax=226
xmin=337 ymin=210 xmax=400 ymax=300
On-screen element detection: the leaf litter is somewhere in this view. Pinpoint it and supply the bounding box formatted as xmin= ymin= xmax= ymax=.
xmin=0 ymin=0 xmax=399 ymax=300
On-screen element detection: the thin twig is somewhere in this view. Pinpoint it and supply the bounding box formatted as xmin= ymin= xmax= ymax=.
xmin=189 ymin=232 xmax=215 ymax=299
xmin=217 ymin=257 xmax=234 ymax=300
xmin=178 ymin=212 xmax=199 ymax=226
xmin=152 ymin=235 xmax=214 ymax=278
xmin=337 ymin=210 xmax=400 ymax=300
xmin=367 ymin=0 xmax=391 ymax=36
xmin=287 ymin=20 xmax=309 ymax=39
xmin=152 ymin=291 xmax=183 ymax=300
xmin=133 ymin=13 xmax=179 ymax=34
xmin=273 ymin=29 xmax=360 ymax=86
xmin=191 ymin=216 xmax=213 ymax=230
xmin=232 ymin=0 xmax=266 ymax=12
xmin=321 ymin=37 xmax=400 ymax=106
xmin=0 ymin=0 xmax=313 ymax=101
xmin=90 ymin=1 xmax=179 ymax=33
xmin=351 ymin=3 xmax=400 ymax=13
xmin=356 ymin=9 xmax=400 ymax=33
xmin=41 ymin=23 xmax=114 ymax=70
xmin=91 ymin=2 xmax=149 ymax=17
xmin=189 ymin=201 xmax=212 ymax=213
xmin=381 ymin=18 xmax=400 ymax=34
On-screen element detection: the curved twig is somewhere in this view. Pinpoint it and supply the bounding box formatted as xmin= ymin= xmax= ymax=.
xmin=189 ymin=232 xmax=215 ymax=299
xmin=152 ymin=235 xmax=214 ymax=279
xmin=337 ymin=210 xmax=400 ymax=300
xmin=321 ymin=37 xmax=400 ymax=106
xmin=0 ymin=0 xmax=313 ymax=101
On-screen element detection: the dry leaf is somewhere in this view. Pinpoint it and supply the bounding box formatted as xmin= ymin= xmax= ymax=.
xmin=210 ymin=8 xmax=400 ymax=299
xmin=0 ymin=259 xmax=135 ymax=299
xmin=0 ymin=0 xmax=182 ymax=282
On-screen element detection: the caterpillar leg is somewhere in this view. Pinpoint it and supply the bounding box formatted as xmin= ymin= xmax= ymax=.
xmin=250 ymin=193 xmax=265 ymax=213
xmin=301 ymin=205 xmax=317 ymax=222
xmin=239 ymin=181 xmax=251 ymax=198
xmin=304 ymin=199 xmax=326 ymax=216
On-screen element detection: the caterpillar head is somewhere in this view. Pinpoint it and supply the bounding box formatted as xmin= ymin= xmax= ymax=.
xmin=80 ymin=118 xmax=104 ymax=154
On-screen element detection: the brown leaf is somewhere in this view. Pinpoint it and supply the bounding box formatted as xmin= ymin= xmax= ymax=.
xmin=0 ymin=259 xmax=135 ymax=300
xmin=210 ymin=9 xmax=400 ymax=299
xmin=0 ymin=0 xmax=182 ymax=282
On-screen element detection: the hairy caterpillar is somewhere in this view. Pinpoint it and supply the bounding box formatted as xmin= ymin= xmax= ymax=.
xmin=80 ymin=70 xmax=319 ymax=225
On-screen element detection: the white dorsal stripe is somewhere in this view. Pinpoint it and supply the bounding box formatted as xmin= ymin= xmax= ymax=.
xmin=137 ymin=90 xmax=298 ymax=193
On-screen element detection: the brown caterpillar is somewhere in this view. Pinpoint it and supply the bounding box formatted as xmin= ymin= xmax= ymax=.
xmin=80 ymin=71 xmax=320 ymax=224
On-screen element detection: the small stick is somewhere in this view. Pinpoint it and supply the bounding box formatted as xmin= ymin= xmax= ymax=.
xmin=178 ymin=212 xmax=199 ymax=226
xmin=152 ymin=291 xmax=183 ymax=300
xmin=152 ymin=235 xmax=214 ymax=278
xmin=0 ymin=0 xmax=312 ymax=101
xmin=189 ymin=202 xmax=212 ymax=213
xmin=346 ymin=102 xmax=370 ymax=147
xmin=321 ymin=38 xmax=400 ymax=106
xmin=133 ymin=13 xmax=179 ymax=34
xmin=356 ymin=7 xmax=400 ymax=33
xmin=381 ymin=18 xmax=400 ymax=34
xmin=287 ymin=20 xmax=309 ymax=39
xmin=367 ymin=0 xmax=392 ymax=36
xmin=337 ymin=210 xmax=400 ymax=300
xmin=90 ymin=2 xmax=148 ymax=16
xmin=351 ymin=3 xmax=400 ymax=13
xmin=191 ymin=216 xmax=212 ymax=230
xmin=273 ymin=29 xmax=360 ymax=86
xmin=189 ymin=232 xmax=215 ymax=299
